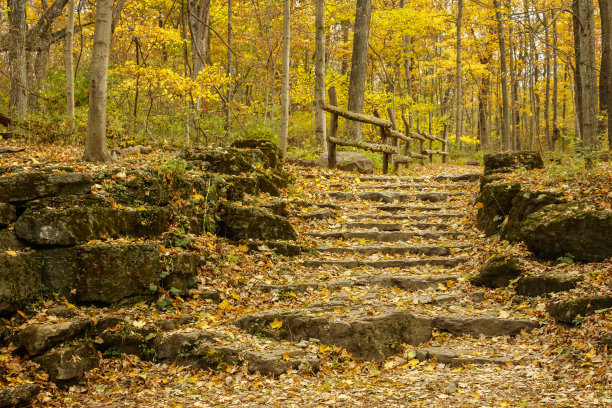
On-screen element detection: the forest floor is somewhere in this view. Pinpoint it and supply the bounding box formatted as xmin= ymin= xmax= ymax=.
xmin=1 ymin=141 xmax=611 ymax=407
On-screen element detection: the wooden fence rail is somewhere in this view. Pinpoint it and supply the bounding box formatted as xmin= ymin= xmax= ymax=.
xmin=324 ymin=87 xmax=448 ymax=174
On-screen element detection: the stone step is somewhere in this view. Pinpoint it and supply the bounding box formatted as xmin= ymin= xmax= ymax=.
xmin=347 ymin=213 xmax=465 ymax=220
xmin=353 ymin=183 xmax=470 ymax=190
xmin=342 ymin=173 xmax=481 ymax=182
xmin=340 ymin=221 xmax=449 ymax=231
xmin=415 ymin=346 xmax=533 ymax=367
xmin=303 ymin=257 xmax=465 ymax=269
xmin=0 ymin=172 xmax=93 ymax=203
xmin=316 ymin=244 xmax=471 ymax=256
xmin=259 ymin=275 xmax=465 ymax=293
xmin=325 ymin=191 xmax=465 ymax=203
xmin=306 ymin=230 xmax=466 ymax=241
xmin=235 ymin=308 xmax=539 ymax=362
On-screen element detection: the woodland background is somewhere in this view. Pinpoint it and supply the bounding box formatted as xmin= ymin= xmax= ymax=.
xmin=1 ymin=0 xmax=612 ymax=162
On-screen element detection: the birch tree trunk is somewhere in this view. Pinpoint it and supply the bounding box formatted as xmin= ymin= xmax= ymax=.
xmin=493 ymin=0 xmax=511 ymax=150
xmin=83 ymin=0 xmax=113 ymax=162
xmin=314 ymin=0 xmax=327 ymax=154
xmin=7 ymin=0 xmax=27 ymax=121
xmin=346 ymin=0 xmax=372 ymax=141
xmin=279 ymin=0 xmax=291 ymax=159
xmin=65 ymin=0 xmax=75 ymax=132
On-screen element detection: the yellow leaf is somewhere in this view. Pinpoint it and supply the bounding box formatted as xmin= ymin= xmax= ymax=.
xmin=5 ymin=250 xmax=17 ymax=256
xmin=238 ymin=244 xmax=249 ymax=253
xmin=585 ymin=348 xmax=596 ymax=359
xmin=137 ymin=205 xmax=146 ymax=211
xmin=451 ymin=367 xmax=463 ymax=373
xmin=355 ymin=177 xmax=361 ymax=184
xmin=407 ymin=358 xmax=419 ymax=367
xmin=231 ymin=292 xmax=240 ymax=300
xmin=17 ymin=310 xmax=27 ymax=319
xmin=282 ymin=352 xmax=290 ymax=361
xmin=30 ymin=157 xmax=40 ymax=164
xmin=437 ymin=283 xmax=448 ymax=291
xmin=446 ymin=280 xmax=455 ymax=287
xmin=475 ymin=202 xmax=484 ymax=209
xmin=191 ymin=194 xmax=204 ymax=199
xmin=269 ymin=318 xmax=283 ymax=329
xmin=218 ymin=299 xmax=234 ymax=311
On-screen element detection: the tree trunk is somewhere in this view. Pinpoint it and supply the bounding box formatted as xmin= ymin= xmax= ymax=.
xmin=544 ymin=11 xmax=551 ymax=149
xmin=599 ymin=0 xmax=612 ymax=148
xmin=508 ymin=25 xmax=519 ymax=150
xmin=65 ymin=0 xmax=75 ymax=132
xmin=83 ymin=0 xmax=113 ymax=162
xmin=478 ymin=58 xmax=490 ymax=151
xmin=493 ymin=0 xmax=511 ymax=150
xmin=572 ymin=0 xmax=598 ymax=148
xmin=314 ymin=0 xmax=327 ymax=154
xmin=279 ymin=0 xmax=291 ymax=159
xmin=225 ymin=0 xmax=232 ymax=133
xmin=7 ymin=0 xmax=27 ymax=121
xmin=552 ymin=13 xmax=560 ymax=150
xmin=455 ymin=0 xmax=463 ymax=149
xmin=346 ymin=0 xmax=372 ymax=140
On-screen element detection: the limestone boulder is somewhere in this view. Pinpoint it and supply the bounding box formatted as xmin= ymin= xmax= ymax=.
xmin=0 ymin=384 xmax=41 ymax=408
xmin=0 ymin=251 xmax=41 ymax=316
xmin=18 ymin=318 xmax=92 ymax=356
xmin=505 ymin=190 xmax=566 ymax=242
xmin=483 ymin=151 xmax=543 ymax=173
xmin=320 ymin=151 xmax=374 ymax=174
xmin=476 ymin=182 xmax=521 ymax=236
xmin=15 ymin=195 xmax=170 ymax=246
xmin=216 ymin=202 xmax=297 ymax=241
xmin=230 ymin=139 xmax=283 ymax=170
xmin=41 ymin=243 xmax=161 ymax=304
xmin=470 ymin=255 xmax=522 ymax=288
xmin=0 ymin=203 xmax=15 ymax=226
xmin=33 ymin=344 xmax=99 ymax=384
xmin=180 ymin=148 xmax=268 ymax=174
xmin=520 ymin=202 xmax=612 ymax=262
xmin=0 ymin=172 xmax=92 ymax=203
xmin=547 ymin=296 xmax=612 ymax=323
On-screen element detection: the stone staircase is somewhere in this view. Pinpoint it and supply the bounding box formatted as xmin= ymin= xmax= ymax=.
xmin=234 ymin=171 xmax=543 ymax=368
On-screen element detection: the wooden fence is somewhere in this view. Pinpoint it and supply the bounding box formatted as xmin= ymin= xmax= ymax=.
xmin=324 ymin=87 xmax=448 ymax=174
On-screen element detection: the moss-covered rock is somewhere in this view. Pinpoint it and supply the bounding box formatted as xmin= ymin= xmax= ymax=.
xmin=476 ymin=182 xmax=521 ymax=236
xmin=0 ymin=230 xmax=25 ymax=251
xmin=0 ymin=251 xmax=41 ymax=316
xmin=180 ymin=148 xmax=269 ymax=174
xmin=33 ymin=343 xmax=99 ymax=384
xmin=41 ymin=243 xmax=161 ymax=304
xmin=15 ymin=195 xmax=171 ymax=246
xmin=470 ymin=255 xmax=522 ymax=288
xmin=216 ymin=201 xmax=297 ymax=241
xmin=520 ymin=202 xmax=612 ymax=262
xmin=483 ymin=151 xmax=544 ymax=172
xmin=0 ymin=203 xmax=15 ymax=226
xmin=100 ymin=168 xmax=173 ymax=206
xmin=0 ymin=172 xmax=93 ymax=203
xmin=162 ymin=252 xmax=199 ymax=295
xmin=515 ymin=274 xmax=581 ymax=297
xmin=505 ymin=190 xmax=566 ymax=242
xmin=230 ymin=139 xmax=283 ymax=170
xmin=547 ymin=296 xmax=612 ymax=323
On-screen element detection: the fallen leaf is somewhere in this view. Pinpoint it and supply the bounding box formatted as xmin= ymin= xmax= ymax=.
xmin=269 ymin=318 xmax=283 ymax=329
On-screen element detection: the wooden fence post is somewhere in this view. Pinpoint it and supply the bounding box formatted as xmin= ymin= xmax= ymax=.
xmin=373 ymin=109 xmax=389 ymax=174
xmin=442 ymin=123 xmax=448 ymax=163
xmin=387 ymin=107 xmax=399 ymax=173
xmin=401 ymin=112 xmax=411 ymax=159
xmin=327 ymin=87 xmax=338 ymax=169
xmin=428 ymin=110 xmax=433 ymax=164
